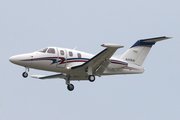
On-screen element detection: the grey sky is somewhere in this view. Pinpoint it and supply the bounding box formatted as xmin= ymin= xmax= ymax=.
xmin=1 ymin=0 xmax=180 ymax=120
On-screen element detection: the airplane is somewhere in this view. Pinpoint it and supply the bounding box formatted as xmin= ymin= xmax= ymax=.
xmin=9 ymin=36 xmax=171 ymax=91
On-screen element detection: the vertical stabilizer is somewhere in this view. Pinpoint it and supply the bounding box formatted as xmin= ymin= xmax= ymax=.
xmin=120 ymin=36 xmax=171 ymax=66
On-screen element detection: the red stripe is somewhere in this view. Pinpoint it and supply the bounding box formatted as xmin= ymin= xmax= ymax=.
xmin=111 ymin=62 xmax=128 ymax=65
xmin=66 ymin=60 xmax=88 ymax=63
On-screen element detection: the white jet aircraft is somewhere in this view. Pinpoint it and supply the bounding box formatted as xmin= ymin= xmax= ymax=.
xmin=9 ymin=36 xmax=170 ymax=91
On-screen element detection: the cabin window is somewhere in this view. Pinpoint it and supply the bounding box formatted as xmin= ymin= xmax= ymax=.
xmin=77 ymin=53 xmax=81 ymax=58
xmin=47 ymin=48 xmax=55 ymax=54
xmin=69 ymin=51 xmax=73 ymax=57
xmin=60 ymin=50 xmax=64 ymax=55
xmin=38 ymin=48 xmax=48 ymax=53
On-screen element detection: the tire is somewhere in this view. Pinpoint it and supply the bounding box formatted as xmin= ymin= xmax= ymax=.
xmin=88 ymin=75 xmax=95 ymax=82
xmin=22 ymin=72 xmax=28 ymax=78
xmin=67 ymin=84 xmax=74 ymax=91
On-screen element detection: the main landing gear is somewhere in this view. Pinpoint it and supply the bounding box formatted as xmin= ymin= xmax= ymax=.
xmin=65 ymin=75 xmax=95 ymax=91
xmin=65 ymin=75 xmax=74 ymax=91
xmin=86 ymin=66 xmax=95 ymax=82
xmin=65 ymin=75 xmax=96 ymax=91
xmin=22 ymin=67 xmax=29 ymax=78
xmin=67 ymin=84 xmax=74 ymax=91
xmin=88 ymin=75 xmax=95 ymax=82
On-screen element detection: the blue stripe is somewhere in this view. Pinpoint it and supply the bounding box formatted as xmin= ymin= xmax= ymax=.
xmin=67 ymin=58 xmax=90 ymax=61
xmin=67 ymin=58 xmax=128 ymax=65
xmin=131 ymin=41 xmax=155 ymax=48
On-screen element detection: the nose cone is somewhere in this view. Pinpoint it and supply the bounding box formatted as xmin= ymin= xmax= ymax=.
xmin=9 ymin=54 xmax=32 ymax=66
xmin=9 ymin=55 xmax=20 ymax=64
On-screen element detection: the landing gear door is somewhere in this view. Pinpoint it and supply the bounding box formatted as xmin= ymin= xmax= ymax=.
xmin=56 ymin=48 xmax=66 ymax=68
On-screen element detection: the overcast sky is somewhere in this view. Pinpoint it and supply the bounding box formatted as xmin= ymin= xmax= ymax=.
xmin=0 ymin=0 xmax=180 ymax=120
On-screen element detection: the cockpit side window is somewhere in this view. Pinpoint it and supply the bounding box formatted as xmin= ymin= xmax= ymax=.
xmin=38 ymin=48 xmax=48 ymax=53
xmin=47 ymin=48 xmax=55 ymax=54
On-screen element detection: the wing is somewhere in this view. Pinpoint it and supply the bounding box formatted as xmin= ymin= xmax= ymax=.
xmin=71 ymin=44 xmax=124 ymax=76
xmin=31 ymin=73 xmax=66 ymax=80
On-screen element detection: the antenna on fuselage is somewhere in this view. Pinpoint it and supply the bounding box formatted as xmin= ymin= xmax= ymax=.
xmin=73 ymin=46 xmax=77 ymax=50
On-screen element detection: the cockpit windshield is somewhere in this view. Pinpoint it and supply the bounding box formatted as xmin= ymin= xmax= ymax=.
xmin=38 ymin=48 xmax=48 ymax=53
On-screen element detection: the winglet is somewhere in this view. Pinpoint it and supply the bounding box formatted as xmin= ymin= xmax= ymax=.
xmin=101 ymin=44 xmax=124 ymax=48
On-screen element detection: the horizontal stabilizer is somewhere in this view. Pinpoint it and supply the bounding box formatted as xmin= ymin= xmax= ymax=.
xmin=31 ymin=74 xmax=66 ymax=80
xmin=140 ymin=36 xmax=171 ymax=43
xmin=131 ymin=36 xmax=171 ymax=48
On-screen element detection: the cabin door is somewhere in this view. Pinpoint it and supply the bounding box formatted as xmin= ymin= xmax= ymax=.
xmin=56 ymin=48 xmax=67 ymax=68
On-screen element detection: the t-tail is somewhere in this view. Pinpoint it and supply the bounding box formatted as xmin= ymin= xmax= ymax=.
xmin=120 ymin=36 xmax=171 ymax=66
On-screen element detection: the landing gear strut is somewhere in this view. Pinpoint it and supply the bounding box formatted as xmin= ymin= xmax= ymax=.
xmin=65 ymin=75 xmax=74 ymax=91
xmin=86 ymin=66 xmax=95 ymax=82
xmin=22 ymin=67 xmax=29 ymax=78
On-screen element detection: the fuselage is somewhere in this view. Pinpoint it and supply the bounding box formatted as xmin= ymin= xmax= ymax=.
xmin=9 ymin=37 xmax=170 ymax=91
xmin=9 ymin=47 xmax=144 ymax=76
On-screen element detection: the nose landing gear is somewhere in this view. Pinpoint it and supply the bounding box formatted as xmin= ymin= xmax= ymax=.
xmin=22 ymin=67 xmax=29 ymax=78
xmin=22 ymin=72 xmax=28 ymax=78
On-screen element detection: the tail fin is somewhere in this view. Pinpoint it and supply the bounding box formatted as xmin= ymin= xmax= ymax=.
xmin=120 ymin=36 xmax=171 ymax=66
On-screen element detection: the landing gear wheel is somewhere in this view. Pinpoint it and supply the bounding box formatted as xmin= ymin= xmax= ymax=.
xmin=88 ymin=75 xmax=95 ymax=82
xmin=22 ymin=72 xmax=28 ymax=78
xmin=67 ymin=84 xmax=74 ymax=91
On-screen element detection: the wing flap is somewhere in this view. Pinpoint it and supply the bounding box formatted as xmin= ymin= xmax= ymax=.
xmin=94 ymin=59 xmax=111 ymax=77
